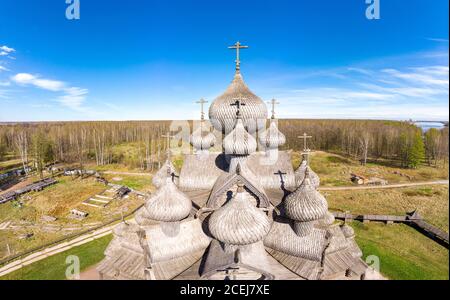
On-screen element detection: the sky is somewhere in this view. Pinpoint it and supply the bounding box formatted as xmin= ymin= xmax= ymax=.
xmin=0 ymin=0 xmax=448 ymax=121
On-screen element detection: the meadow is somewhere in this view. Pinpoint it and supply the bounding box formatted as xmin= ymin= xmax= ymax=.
xmin=0 ymin=126 xmax=448 ymax=280
xmin=351 ymin=222 xmax=449 ymax=280
xmin=0 ymin=176 xmax=144 ymax=260
xmin=0 ymin=234 xmax=112 ymax=280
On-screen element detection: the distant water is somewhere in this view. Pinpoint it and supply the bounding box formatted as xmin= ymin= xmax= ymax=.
xmin=414 ymin=122 xmax=446 ymax=132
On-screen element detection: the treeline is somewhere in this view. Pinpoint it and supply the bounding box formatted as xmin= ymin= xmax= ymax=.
xmin=0 ymin=120 xmax=448 ymax=174
xmin=280 ymin=119 xmax=448 ymax=168
xmin=0 ymin=121 xmax=172 ymax=176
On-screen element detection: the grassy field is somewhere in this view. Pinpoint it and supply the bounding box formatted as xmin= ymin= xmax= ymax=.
xmin=326 ymin=185 xmax=449 ymax=232
xmin=351 ymin=221 xmax=449 ymax=280
xmin=103 ymin=174 xmax=154 ymax=192
xmin=0 ymin=158 xmax=23 ymax=173
xmin=1 ymin=148 xmax=448 ymax=280
xmin=292 ymin=151 xmax=449 ymax=187
xmin=2 ymin=223 xmax=447 ymax=280
xmin=0 ymin=176 xmax=144 ymax=260
xmin=0 ymin=234 xmax=112 ymax=280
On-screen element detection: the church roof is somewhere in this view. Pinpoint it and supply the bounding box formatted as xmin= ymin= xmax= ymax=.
xmin=152 ymin=159 xmax=179 ymax=188
xmin=259 ymin=119 xmax=286 ymax=149
xmin=284 ymin=169 xmax=328 ymax=222
xmin=201 ymin=239 xmax=275 ymax=280
xmin=318 ymin=211 xmax=336 ymax=227
xmin=190 ymin=122 xmax=216 ymax=151
xmin=98 ymin=223 xmax=147 ymax=280
xmin=294 ymin=159 xmax=320 ymax=188
xmin=208 ymin=181 xmax=271 ymax=245
xmin=265 ymin=248 xmax=321 ymax=280
xmin=209 ymin=71 xmax=268 ymax=134
xmin=144 ymin=218 xmax=211 ymax=263
xmin=142 ymin=175 xmax=192 ymax=222
xmin=206 ymin=163 xmax=271 ymax=209
xmin=98 ymin=42 xmax=368 ymax=281
xmin=223 ymin=116 xmax=257 ymax=155
xmin=264 ymin=220 xmax=327 ymax=261
xmin=340 ymin=223 xmax=355 ymax=238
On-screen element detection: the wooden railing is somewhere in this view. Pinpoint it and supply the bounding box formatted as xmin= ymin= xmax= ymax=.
xmin=333 ymin=211 xmax=449 ymax=247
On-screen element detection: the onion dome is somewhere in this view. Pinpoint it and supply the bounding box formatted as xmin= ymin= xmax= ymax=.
xmin=190 ymin=123 xmax=216 ymax=151
xmin=208 ymin=182 xmax=270 ymax=245
xmin=145 ymin=175 xmax=192 ymax=222
xmin=322 ymin=211 xmax=336 ymax=226
xmin=340 ymin=224 xmax=355 ymax=238
xmin=223 ymin=116 xmax=257 ymax=155
xmin=259 ymin=119 xmax=286 ymax=149
xmin=152 ymin=159 xmax=178 ymax=188
xmin=209 ymin=72 xmax=268 ymax=134
xmin=294 ymin=160 xmax=320 ymax=188
xmin=285 ymin=169 xmax=328 ymax=223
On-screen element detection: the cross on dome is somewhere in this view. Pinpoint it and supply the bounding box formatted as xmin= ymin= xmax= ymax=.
xmin=196 ymin=98 xmax=208 ymax=120
xmin=298 ymin=132 xmax=312 ymax=152
xmin=228 ymin=41 xmax=248 ymax=72
xmin=268 ymin=98 xmax=280 ymax=119
xmin=231 ymin=94 xmax=247 ymax=116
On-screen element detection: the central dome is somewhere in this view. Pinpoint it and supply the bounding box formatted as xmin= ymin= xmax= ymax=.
xmin=209 ymin=72 xmax=268 ymax=134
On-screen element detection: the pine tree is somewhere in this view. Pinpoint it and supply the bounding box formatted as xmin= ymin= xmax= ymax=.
xmin=407 ymin=131 xmax=425 ymax=169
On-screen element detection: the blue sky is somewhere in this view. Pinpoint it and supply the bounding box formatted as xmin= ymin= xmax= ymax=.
xmin=0 ymin=0 xmax=448 ymax=121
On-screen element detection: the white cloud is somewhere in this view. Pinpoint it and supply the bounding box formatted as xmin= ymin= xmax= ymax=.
xmin=427 ymin=38 xmax=449 ymax=43
xmin=0 ymin=45 xmax=16 ymax=59
xmin=0 ymin=81 xmax=10 ymax=86
xmin=382 ymin=68 xmax=449 ymax=87
xmin=11 ymin=73 xmax=88 ymax=110
xmin=0 ymin=45 xmax=15 ymax=53
xmin=0 ymin=66 xmax=10 ymax=72
xmin=58 ymin=87 xmax=88 ymax=109
xmin=12 ymin=73 xmax=66 ymax=91
xmin=258 ymin=58 xmax=449 ymax=121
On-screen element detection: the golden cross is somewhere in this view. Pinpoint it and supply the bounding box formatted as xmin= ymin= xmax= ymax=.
xmin=228 ymin=41 xmax=248 ymax=71
xmin=298 ymin=133 xmax=312 ymax=152
xmin=267 ymin=98 xmax=280 ymax=119
xmin=195 ymin=98 xmax=208 ymax=120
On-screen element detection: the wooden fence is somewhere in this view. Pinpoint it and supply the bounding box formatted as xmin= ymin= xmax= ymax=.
xmin=333 ymin=211 xmax=449 ymax=247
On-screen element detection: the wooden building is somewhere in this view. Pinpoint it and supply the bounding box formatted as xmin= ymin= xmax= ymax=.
xmin=97 ymin=43 xmax=368 ymax=280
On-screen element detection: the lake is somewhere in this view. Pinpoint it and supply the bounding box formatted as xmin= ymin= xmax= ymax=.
xmin=414 ymin=122 xmax=447 ymax=132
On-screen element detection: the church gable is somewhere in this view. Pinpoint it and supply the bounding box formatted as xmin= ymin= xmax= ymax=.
xmin=206 ymin=164 xmax=271 ymax=209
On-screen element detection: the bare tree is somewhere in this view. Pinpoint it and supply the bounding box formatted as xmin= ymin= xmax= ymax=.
xmin=359 ymin=131 xmax=371 ymax=166
xmin=14 ymin=129 xmax=29 ymax=174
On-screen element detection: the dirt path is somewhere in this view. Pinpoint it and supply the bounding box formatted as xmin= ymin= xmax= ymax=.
xmin=319 ymin=180 xmax=449 ymax=191
xmin=0 ymin=221 xmax=130 ymax=278
xmin=103 ymin=171 xmax=152 ymax=176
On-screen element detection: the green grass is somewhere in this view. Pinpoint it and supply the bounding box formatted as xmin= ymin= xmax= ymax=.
xmin=292 ymin=151 xmax=449 ymax=187
xmin=0 ymin=176 xmax=144 ymax=260
xmin=0 ymin=159 xmax=23 ymax=173
xmin=0 ymin=177 xmax=106 ymax=222
xmin=351 ymin=222 xmax=449 ymax=280
xmin=103 ymin=174 xmax=154 ymax=192
xmin=0 ymin=234 xmax=112 ymax=280
xmin=326 ymin=185 xmax=449 ymax=232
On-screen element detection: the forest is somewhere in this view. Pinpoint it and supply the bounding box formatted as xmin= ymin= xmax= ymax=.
xmin=0 ymin=119 xmax=448 ymax=176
